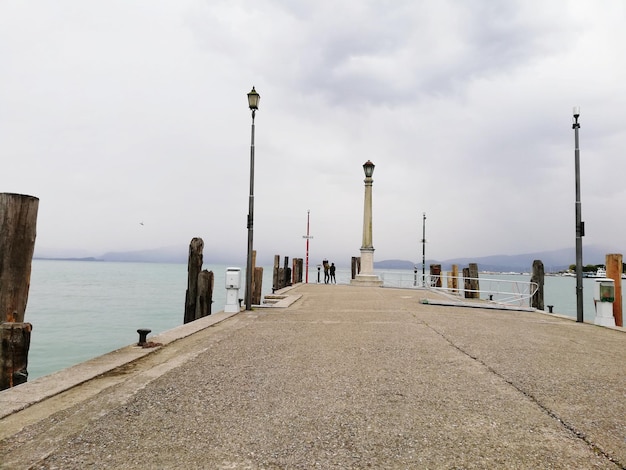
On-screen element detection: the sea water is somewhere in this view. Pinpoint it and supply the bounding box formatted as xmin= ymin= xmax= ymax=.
xmin=22 ymin=260 xmax=604 ymax=380
xmin=26 ymin=260 xmax=275 ymax=380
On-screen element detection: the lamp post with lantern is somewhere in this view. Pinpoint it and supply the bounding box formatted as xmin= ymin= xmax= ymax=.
xmin=302 ymin=210 xmax=313 ymax=283
xmin=422 ymin=212 xmax=427 ymax=287
xmin=245 ymin=86 xmax=260 ymax=310
xmin=351 ymin=160 xmax=383 ymax=286
xmin=573 ymin=106 xmax=584 ymax=323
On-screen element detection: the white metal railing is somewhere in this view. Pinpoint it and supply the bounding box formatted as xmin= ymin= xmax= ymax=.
xmin=377 ymin=272 xmax=538 ymax=307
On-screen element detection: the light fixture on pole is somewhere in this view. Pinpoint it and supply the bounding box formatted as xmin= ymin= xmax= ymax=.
xmin=302 ymin=210 xmax=313 ymax=283
xmin=351 ymin=160 xmax=382 ymax=286
xmin=573 ymin=106 xmax=584 ymax=323
xmin=422 ymin=212 xmax=426 ymax=287
xmin=245 ymin=86 xmax=260 ymax=311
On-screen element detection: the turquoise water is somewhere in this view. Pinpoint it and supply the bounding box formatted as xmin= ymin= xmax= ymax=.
xmin=23 ymin=261 xmax=604 ymax=380
xmin=26 ymin=260 xmax=276 ymax=380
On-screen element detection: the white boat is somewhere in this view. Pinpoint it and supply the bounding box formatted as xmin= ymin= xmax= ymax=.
xmin=588 ymin=267 xmax=607 ymax=278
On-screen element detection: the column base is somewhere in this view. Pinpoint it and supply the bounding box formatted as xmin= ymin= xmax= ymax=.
xmin=350 ymin=274 xmax=383 ymax=287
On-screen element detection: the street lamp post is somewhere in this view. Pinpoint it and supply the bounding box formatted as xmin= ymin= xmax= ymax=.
xmin=245 ymin=86 xmax=260 ymax=311
xmin=421 ymin=212 xmax=426 ymax=287
xmin=302 ymin=210 xmax=313 ymax=283
xmin=351 ymin=160 xmax=382 ymax=286
xmin=573 ymin=106 xmax=584 ymax=323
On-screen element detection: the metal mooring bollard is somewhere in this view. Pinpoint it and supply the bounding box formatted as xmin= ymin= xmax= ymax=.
xmin=137 ymin=328 xmax=152 ymax=346
xmin=547 ymin=305 xmax=554 ymax=313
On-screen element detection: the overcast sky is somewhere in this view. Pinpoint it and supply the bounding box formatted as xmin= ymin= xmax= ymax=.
xmin=2 ymin=1 xmax=625 ymax=266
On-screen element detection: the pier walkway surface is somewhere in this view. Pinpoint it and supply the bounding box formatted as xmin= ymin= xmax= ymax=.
xmin=1 ymin=284 xmax=625 ymax=469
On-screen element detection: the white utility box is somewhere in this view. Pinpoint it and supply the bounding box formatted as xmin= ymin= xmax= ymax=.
xmin=225 ymin=267 xmax=241 ymax=313
xmin=593 ymin=278 xmax=616 ymax=327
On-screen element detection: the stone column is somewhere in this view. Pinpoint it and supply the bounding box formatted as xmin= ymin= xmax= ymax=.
xmin=351 ymin=161 xmax=382 ymax=287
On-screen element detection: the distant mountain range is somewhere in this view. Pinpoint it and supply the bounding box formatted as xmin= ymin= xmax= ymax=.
xmin=35 ymin=244 xmax=622 ymax=273
xmin=374 ymin=245 xmax=620 ymax=273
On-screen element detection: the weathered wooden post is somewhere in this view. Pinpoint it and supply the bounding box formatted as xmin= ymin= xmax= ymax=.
xmin=184 ymin=239 xmax=214 ymax=322
xmin=0 ymin=194 xmax=39 ymax=323
xmin=184 ymin=238 xmax=203 ymax=324
xmin=606 ymin=253 xmax=623 ymax=327
xmin=292 ymin=258 xmax=303 ymax=284
xmin=0 ymin=193 xmax=39 ymax=390
xmin=351 ymin=257 xmax=361 ymax=280
xmin=530 ymin=260 xmax=544 ymax=310
xmin=283 ymin=256 xmax=291 ymax=287
xmin=451 ymin=264 xmax=459 ymax=294
xmin=252 ymin=267 xmax=263 ymax=305
xmin=463 ymin=267 xmax=471 ymax=298
xmin=467 ymin=263 xmax=480 ymax=299
xmin=273 ymin=255 xmax=280 ymax=292
xmin=0 ymin=322 xmax=32 ymax=389
xmin=430 ymin=264 xmax=442 ymax=287
xmin=196 ymin=270 xmax=214 ymax=319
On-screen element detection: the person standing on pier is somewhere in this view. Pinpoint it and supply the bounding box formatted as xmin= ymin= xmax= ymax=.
xmin=330 ymin=263 xmax=336 ymax=283
xmin=323 ymin=260 xmax=330 ymax=284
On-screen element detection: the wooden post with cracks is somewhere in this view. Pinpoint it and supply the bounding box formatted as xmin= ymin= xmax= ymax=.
xmin=184 ymin=238 xmax=214 ymax=324
xmin=0 ymin=193 xmax=39 ymax=390
xmin=606 ymin=253 xmax=623 ymax=327
xmin=530 ymin=260 xmax=544 ymax=310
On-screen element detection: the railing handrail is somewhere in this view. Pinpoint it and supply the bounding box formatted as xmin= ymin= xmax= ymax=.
xmin=377 ymin=272 xmax=538 ymax=307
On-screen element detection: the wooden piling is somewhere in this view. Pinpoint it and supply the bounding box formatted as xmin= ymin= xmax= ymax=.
xmin=606 ymin=253 xmax=623 ymax=327
xmin=273 ymin=255 xmax=292 ymax=291
xmin=283 ymin=256 xmax=291 ymax=287
xmin=467 ymin=263 xmax=479 ymax=299
xmin=273 ymin=255 xmax=280 ymax=292
xmin=351 ymin=257 xmax=361 ymax=280
xmin=195 ymin=270 xmax=214 ymax=319
xmin=530 ymin=260 xmax=544 ymax=310
xmin=292 ymin=258 xmax=303 ymax=284
xmin=252 ymin=267 xmax=263 ymax=305
xmin=277 ymin=268 xmax=284 ymax=289
xmin=463 ymin=267 xmax=471 ymax=298
xmin=451 ymin=264 xmax=459 ymax=293
xmin=250 ymin=250 xmax=258 ymax=304
xmin=430 ymin=264 xmax=442 ymax=287
xmin=184 ymin=238 xmax=203 ymax=324
xmin=0 ymin=193 xmax=38 ymax=390
xmin=0 ymin=193 xmax=39 ymax=323
xmin=0 ymin=322 xmax=31 ymax=389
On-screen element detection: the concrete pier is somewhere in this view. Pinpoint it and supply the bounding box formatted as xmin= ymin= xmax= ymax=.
xmin=1 ymin=284 xmax=625 ymax=469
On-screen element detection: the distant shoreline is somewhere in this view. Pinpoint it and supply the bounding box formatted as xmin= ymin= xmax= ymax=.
xmin=34 ymin=257 xmax=103 ymax=262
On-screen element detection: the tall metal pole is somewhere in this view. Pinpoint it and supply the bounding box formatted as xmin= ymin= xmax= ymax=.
xmin=422 ymin=212 xmax=426 ymax=286
xmin=245 ymin=109 xmax=255 ymax=310
xmin=573 ymin=107 xmax=584 ymax=322
xmin=245 ymin=87 xmax=259 ymax=311
xmin=303 ymin=210 xmax=313 ymax=283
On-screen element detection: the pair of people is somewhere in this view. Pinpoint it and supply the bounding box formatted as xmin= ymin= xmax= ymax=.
xmin=323 ymin=261 xmax=336 ymax=284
